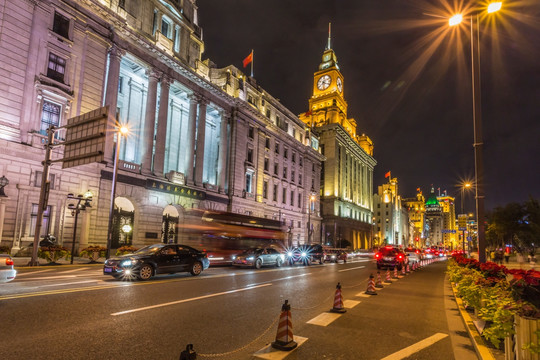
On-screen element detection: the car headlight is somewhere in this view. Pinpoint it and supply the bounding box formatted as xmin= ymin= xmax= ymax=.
xmin=232 ymin=255 xmax=236 ymax=260
xmin=301 ymin=252 xmax=307 ymax=257
xmin=287 ymin=252 xmax=293 ymax=257
xmin=120 ymin=259 xmax=134 ymax=267
xmin=246 ymin=256 xmax=255 ymax=261
xmin=331 ymin=255 xmax=336 ymax=259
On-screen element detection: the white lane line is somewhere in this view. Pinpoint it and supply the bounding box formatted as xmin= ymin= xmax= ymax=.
xmin=111 ymin=283 xmax=272 ymax=316
xmin=16 ymin=275 xmax=79 ymax=281
xmin=253 ymin=335 xmax=308 ymax=359
xmin=15 ymin=269 xmax=54 ymax=276
xmin=380 ymin=333 xmax=449 ymax=360
xmin=39 ymin=280 xmax=100 ymax=287
xmin=338 ymin=265 xmax=365 ymax=272
xmin=343 ymin=300 xmax=361 ymax=308
xmin=307 ymin=312 xmax=342 ymax=326
xmin=59 ymin=267 xmax=90 ymax=273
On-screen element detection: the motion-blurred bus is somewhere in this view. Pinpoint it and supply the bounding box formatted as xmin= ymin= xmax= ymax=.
xmin=178 ymin=209 xmax=286 ymax=265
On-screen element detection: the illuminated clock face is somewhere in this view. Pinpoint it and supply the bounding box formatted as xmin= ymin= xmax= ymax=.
xmin=337 ymin=77 xmax=343 ymax=93
xmin=317 ymin=75 xmax=331 ymax=90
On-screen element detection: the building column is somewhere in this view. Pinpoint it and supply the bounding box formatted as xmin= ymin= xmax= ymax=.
xmin=217 ymin=111 xmax=229 ymax=192
xmin=141 ymin=69 xmax=161 ymax=174
xmin=194 ymin=99 xmax=208 ymax=185
xmin=104 ymin=44 xmax=125 ymax=164
xmin=185 ymin=94 xmax=200 ymax=184
xmin=153 ymin=75 xmax=172 ymax=177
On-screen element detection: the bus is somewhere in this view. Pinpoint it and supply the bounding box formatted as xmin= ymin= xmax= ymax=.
xmin=178 ymin=209 xmax=286 ymax=265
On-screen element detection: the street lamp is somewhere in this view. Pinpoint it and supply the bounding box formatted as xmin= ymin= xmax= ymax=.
xmin=449 ymin=2 xmax=502 ymax=263
xmin=307 ymin=194 xmax=315 ymax=244
xmin=67 ymin=192 xmax=92 ymax=264
xmin=460 ymin=182 xmax=472 ymax=214
xmin=106 ymin=124 xmax=129 ymax=259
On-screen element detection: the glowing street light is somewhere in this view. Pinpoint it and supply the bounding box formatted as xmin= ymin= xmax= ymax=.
xmin=449 ymin=14 xmax=463 ymax=26
xmin=487 ymin=2 xmax=502 ymax=13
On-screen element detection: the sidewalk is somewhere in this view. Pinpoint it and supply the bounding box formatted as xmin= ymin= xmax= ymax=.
xmin=469 ymin=253 xmax=536 ymax=271
xmin=12 ymin=256 xmax=104 ymax=268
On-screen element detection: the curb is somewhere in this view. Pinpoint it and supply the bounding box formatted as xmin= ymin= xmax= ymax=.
xmin=451 ymin=284 xmax=496 ymax=360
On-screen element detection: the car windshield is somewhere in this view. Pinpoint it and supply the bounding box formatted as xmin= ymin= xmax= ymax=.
xmin=241 ymin=248 xmax=261 ymax=255
xmin=133 ymin=245 xmax=165 ymax=255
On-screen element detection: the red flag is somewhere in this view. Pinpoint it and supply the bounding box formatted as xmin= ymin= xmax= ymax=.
xmin=416 ymin=187 xmax=421 ymax=192
xmin=243 ymin=51 xmax=253 ymax=68
xmin=384 ymin=171 xmax=391 ymax=178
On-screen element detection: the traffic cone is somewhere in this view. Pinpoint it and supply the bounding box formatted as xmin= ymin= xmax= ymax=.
xmin=330 ymin=282 xmax=347 ymax=313
xmin=393 ymin=266 xmax=399 ymax=279
xmin=406 ymin=263 xmax=410 ymax=273
xmin=271 ymin=300 xmax=298 ymax=351
xmin=401 ymin=265 xmax=406 ymax=276
xmin=384 ymin=269 xmax=392 ymax=284
xmin=364 ymin=274 xmax=378 ymax=295
xmin=375 ymin=271 xmax=384 ymax=288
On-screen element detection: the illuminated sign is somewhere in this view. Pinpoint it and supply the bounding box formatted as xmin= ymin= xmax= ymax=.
xmin=146 ymin=179 xmax=206 ymax=200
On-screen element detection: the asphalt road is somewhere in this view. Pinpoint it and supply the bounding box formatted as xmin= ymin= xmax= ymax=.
xmin=0 ymin=258 xmax=477 ymax=360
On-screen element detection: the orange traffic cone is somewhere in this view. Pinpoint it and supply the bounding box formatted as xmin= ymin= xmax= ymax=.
xmin=393 ymin=266 xmax=399 ymax=279
xmin=271 ymin=300 xmax=298 ymax=351
xmin=384 ymin=269 xmax=392 ymax=284
xmin=364 ymin=274 xmax=378 ymax=295
xmin=401 ymin=265 xmax=406 ymax=276
xmin=375 ymin=271 xmax=384 ymax=288
xmin=406 ymin=263 xmax=411 ymax=273
xmin=330 ymin=282 xmax=347 ymax=313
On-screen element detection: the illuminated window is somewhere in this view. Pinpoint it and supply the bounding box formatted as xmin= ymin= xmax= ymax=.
xmin=40 ymin=100 xmax=61 ymax=136
xmin=47 ymin=53 xmax=66 ymax=83
xmin=245 ymin=172 xmax=253 ymax=193
xmin=161 ymin=17 xmax=172 ymax=39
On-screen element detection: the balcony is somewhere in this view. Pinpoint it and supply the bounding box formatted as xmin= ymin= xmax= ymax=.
xmin=155 ymin=31 xmax=173 ymax=55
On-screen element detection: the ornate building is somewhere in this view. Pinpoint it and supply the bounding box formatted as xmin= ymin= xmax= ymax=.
xmin=424 ymin=187 xmax=443 ymax=246
xmin=437 ymin=195 xmax=457 ymax=248
xmin=402 ymin=189 xmax=427 ymax=248
xmin=0 ymin=0 xmax=322 ymax=253
xmin=299 ymin=31 xmax=376 ymax=250
xmin=373 ymin=177 xmax=410 ymax=247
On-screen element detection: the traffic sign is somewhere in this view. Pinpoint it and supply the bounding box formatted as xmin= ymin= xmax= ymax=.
xmin=458 ymin=214 xmax=468 ymax=231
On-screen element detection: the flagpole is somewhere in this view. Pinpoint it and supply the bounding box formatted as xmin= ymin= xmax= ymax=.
xmin=251 ymin=49 xmax=254 ymax=77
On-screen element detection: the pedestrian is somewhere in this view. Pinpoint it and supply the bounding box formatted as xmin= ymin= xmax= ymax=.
xmin=490 ymin=250 xmax=496 ymax=263
xmin=504 ymin=252 xmax=510 ymax=264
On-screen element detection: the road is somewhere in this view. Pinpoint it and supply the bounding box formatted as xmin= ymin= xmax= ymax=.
xmin=0 ymin=257 xmax=477 ymax=360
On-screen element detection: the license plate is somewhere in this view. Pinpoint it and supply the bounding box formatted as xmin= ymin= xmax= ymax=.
xmin=384 ymin=257 xmax=393 ymax=261
xmin=104 ymin=267 xmax=112 ymax=273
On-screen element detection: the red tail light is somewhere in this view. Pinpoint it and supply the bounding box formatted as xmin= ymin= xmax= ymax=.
xmin=415 ymin=250 xmax=420 ymax=254
xmin=6 ymin=258 xmax=14 ymax=266
xmin=397 ymin=254 xmax=403 ymax=260
xmin=375 ymin=253 xmax=381 ymax=259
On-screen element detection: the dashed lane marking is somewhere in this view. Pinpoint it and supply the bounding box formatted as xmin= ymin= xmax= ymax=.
xmin=306 ymin=312 xmax=342 ymax=326
xmin=338 ymin=265 xmax=365 ymax=272
xmin=59 ymin=267 xmax=90 ymax=273
xmin=380 ymin=333 xmax=449 ymax=360
xmin=343 ymin=299 xmax=361 ymax=308
xmin=39 ymin=280 xmax=101 ymax=287
xmin=253 ymin=335 xmax=308 ymax=359
xmin=15 ymin=269 xmax=54 ymax=276
xmin=111 ymin=283 xmax=272 ymax=316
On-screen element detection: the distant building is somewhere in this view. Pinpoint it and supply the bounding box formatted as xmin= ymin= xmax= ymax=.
xmin=424 ymin=187 xmax=443 ymax=246
xmin=373 ymin=177 xmax=406 ymax=246
xmin=402 ymin=190 xmax=427 ymax=248
xmin=299 ymin=32 xmax=376 ymax=250
xmin=437 ymin=195 xmax=457 ymax=248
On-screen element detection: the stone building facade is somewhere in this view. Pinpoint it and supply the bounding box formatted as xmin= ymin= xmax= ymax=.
xmin=0 ymin=0 xmax=322 ymax=254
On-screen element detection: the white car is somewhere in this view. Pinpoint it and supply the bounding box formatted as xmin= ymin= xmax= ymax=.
xmin=0 ymin=254 xmax=17 ymax=283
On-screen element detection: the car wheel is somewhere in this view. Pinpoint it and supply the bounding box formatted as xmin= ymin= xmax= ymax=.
xmin=255 ymin=258 xmax=262 ymax=269
xmin=276 ymin=258 xmax=283 ymax=268
xmin=190 ymin=261 xmax=203 ymax=276
xmin=319 ymin=258 xmax=324 ymax=265
xmin=138 ymin=264 xmax=153 ymax=280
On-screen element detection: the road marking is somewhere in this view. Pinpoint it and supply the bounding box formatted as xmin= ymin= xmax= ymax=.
xmin=338 ymin=265 xmax=365 ymax=272
xmin=306 ymin=312 xmax=341 ymax=326
xmin=59 ymin=267 xmax=90 ymax=273
xmin=111 ymin=283 xmax=272 ymax=316
xmin=253 ymin=335 xmax=308 ymax=359
xmin=15 ymin=275 xmax=80 ymax=281
xmin=0 ymin=283 xmax=132 ymax=300
xmin=343 ymin=300 xmax=361 ymax=308
xmin=380 ymin=333 xmax=449 ymax=360
xmin=39 ymin=280 xmax=100 ymax=287
xmin=15 ymin=269 xmax=54 ymax=276
xmin=356 ymin=293 xmax=375 ymax=297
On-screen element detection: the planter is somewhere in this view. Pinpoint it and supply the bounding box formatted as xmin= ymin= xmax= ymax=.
xmin=506 ymin=315 xmax=540 ymax=360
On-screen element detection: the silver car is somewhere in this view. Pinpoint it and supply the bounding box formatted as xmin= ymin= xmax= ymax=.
xmin=0 ymin=254 xmax=17 ymax=283
xmin=232 ymin=247 xmax=285 ymax=269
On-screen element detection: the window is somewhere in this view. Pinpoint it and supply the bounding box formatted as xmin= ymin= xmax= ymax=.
xmin=299 ymin=157 xmax=303 ymax=167
xmin=298 ymin=193 xmax=302 ymax=209
xmin=47 ymin=53 xmax=66 ymax=83
xmin=161 ymin=18 xmax=172 ymax=39
xmin=291 ymin=170 xmax=295 ymax=183
xmin=273 ymin=184 xmax=278 ymax=202
xmin=245 ymin=172 xmax=253 ymax=193
xmin=292 ymin=128 xmax=296 ymax=138
xmin=265 ymin=137 xmax=270 ymax=149
xmin=53 ymin=11 xmax=70 ymax=39
xmin=283 ymin=166 xmax=287 ymax=179
xmin=118 ymin=76 xmax=124 ymax=94
xmin=311 ymin=178 xmax=315 ymax=191
xmin=312 ymin=163 xmax=315 ymax=172
xmin=29 ymin=204 xmax=51 ymax=237
xmin=292 ymin=153 xmax=296 ymax=163
xmin=248 ymin=126 xmax=254 ymax=139
xmin=273 ymin=162 xmax=278 ymax=175
xmin=283 ymin=148 xmax=288 ymax=159
xmin=40 ymin=101 xmax=61 ymax=136
xmin=298 ymin=221 xmax=301 ymax=228
xmin=263 ymin=181 xmax=268 ymax=199
xmin=264 ymin=158 xmax=269 ymax=172
xmin=282 ymin=187 xmax=286 ymax=204
xmin=290 ymin=190 xmax=295 ymax=207
xmin=247 ymin=148 xmax=253 ymax=164
xmin=298 ymin=174 xmax=302 ymax=185
xmin=34 ymin=171 xmax=56 ymax=189
xmin=275 ymin=143 xmax=279 ymax=154
xmin=266 ymin=109 xmax=271 ymax=118
xmin=118 ymin=0 xmax=125 ymax=8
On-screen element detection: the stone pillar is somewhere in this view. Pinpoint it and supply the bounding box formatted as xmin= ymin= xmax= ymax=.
xmin=141 ymin=69 xmax=161 ymax=174
xmin=217 ymin=111 xmax=229 ymax=192
xmin=184 ymin=95 xmax=199 ymax=183
xmin=0 ymin=198 xmax=6 ymax=246
xmin=194 ymin=99 xmax=208 ymax=185
xmin=153 ymin=75 xmax=171 ymax=177
xmin=104 ymin=44 xmax=124 ymax=164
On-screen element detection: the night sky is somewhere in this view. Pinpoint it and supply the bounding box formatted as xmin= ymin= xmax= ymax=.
xmin=197 ymin=0 xmax=540 ymax=211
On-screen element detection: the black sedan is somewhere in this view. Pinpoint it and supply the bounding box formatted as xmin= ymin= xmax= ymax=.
xmin=103 ymin=244 xmax=210 ymax=280
xmin=232 ymin=247 xmax=285 ymax=269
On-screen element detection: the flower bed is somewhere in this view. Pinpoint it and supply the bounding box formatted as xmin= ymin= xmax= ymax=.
xmin=449 ymin=255 xmax=540 ymax=355
xmin=38 ymin=245 xmax=70 ymax=264
xmin=78 ymin=245 xmax=107 ymax=263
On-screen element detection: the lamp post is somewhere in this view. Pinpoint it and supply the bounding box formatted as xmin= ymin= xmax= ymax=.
xmin=0 ymin=176 xmax=9 ymax=250
xmin=106 ymin=125 xmax=128 ymax=259
xmin=449 ymin=2 xmax=502 ymax=263
xmin=67 ymin=193 xmax=92 ymax=264
xmin=307 ymin=194 xmax=315 ymax=244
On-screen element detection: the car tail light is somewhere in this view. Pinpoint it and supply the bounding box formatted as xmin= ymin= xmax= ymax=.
xmin=375 ymin=253 xmax=381 ymax=259
xmin=415 ymin=249 xmax=420 ymax=254
xmin=5 ymin=258 xmax=14 ymax=266
xmin=397 ymin=254 xmax=403 ymax=260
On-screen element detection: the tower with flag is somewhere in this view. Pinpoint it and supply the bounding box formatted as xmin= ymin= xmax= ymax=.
xmin=243 ymin=49 xmax=253 ymax=77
